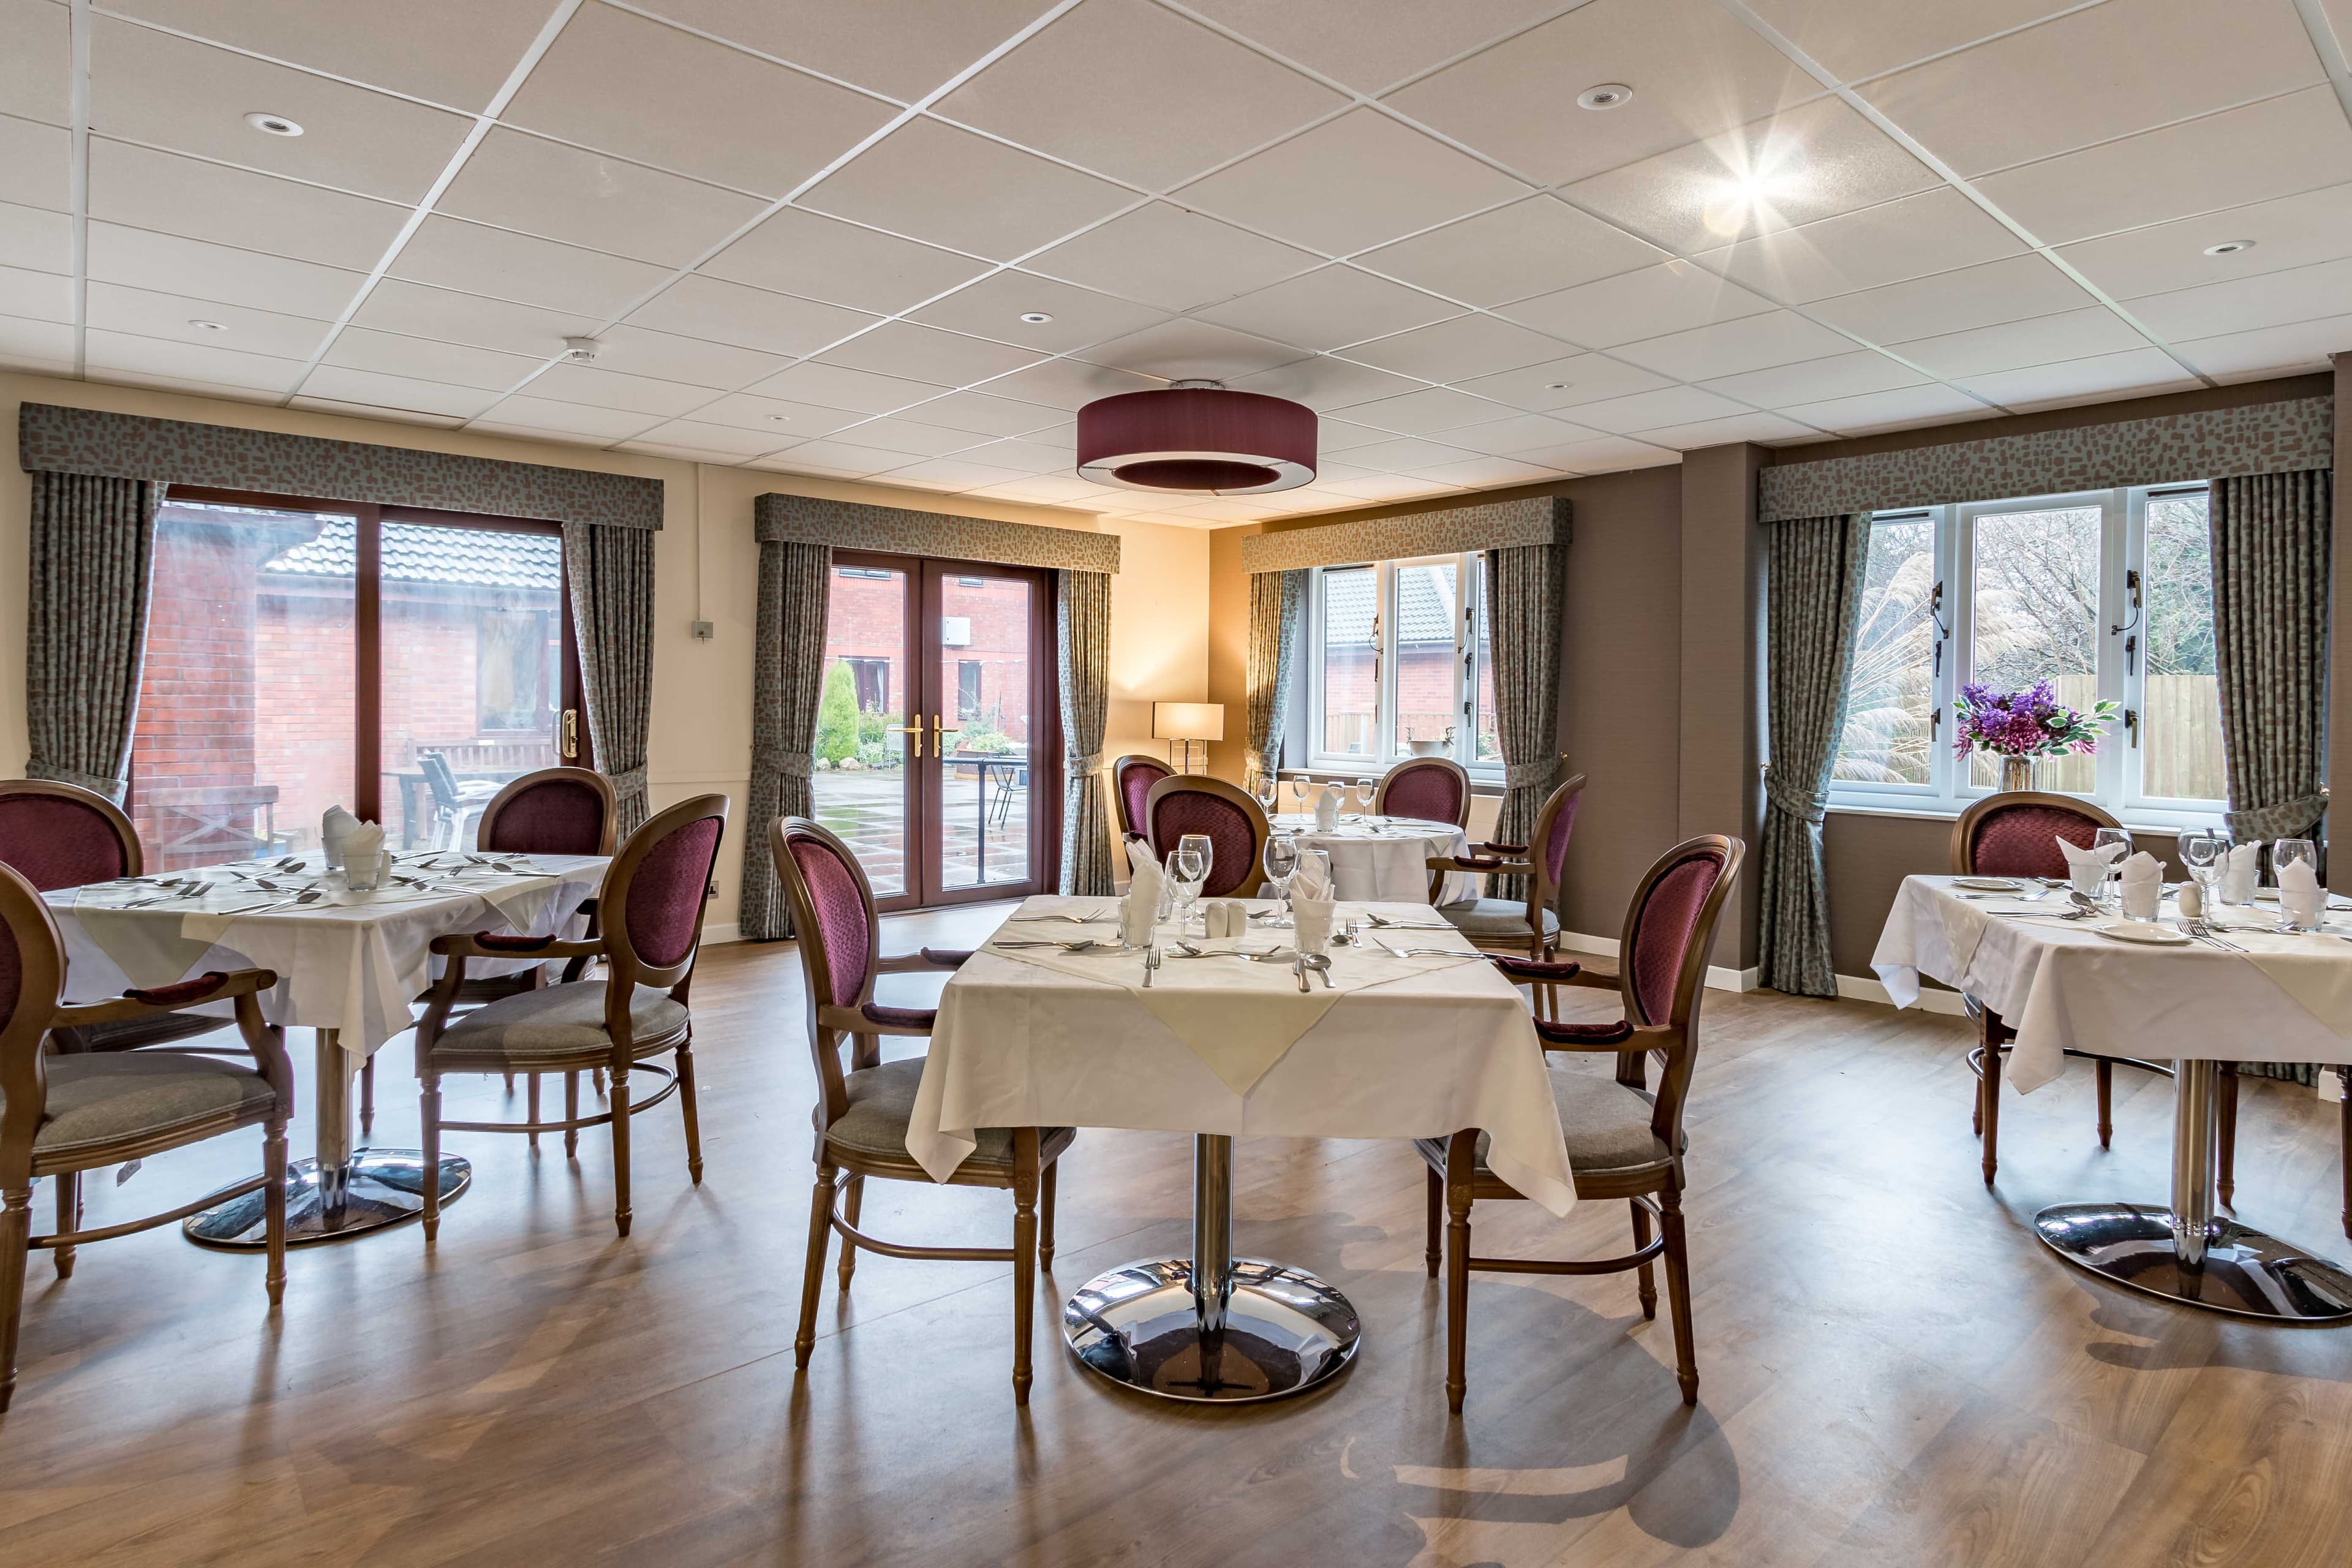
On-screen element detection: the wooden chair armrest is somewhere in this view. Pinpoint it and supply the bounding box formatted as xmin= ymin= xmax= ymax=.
xmin=429 ymin=932 xmax=603 ymax=962
xmin=52 ymin=967 xmax=279 ymax=1028
xmin=1557 ymin=967 xmax=1620 ymax=992
xmin=875 ymin=948 xmax=974 ymax=974
xmin=1534 ymin=1019 xmax=1671 ymax=1053
xmin=817 ymin=1002 xmax=935 ymax=1037
xmin=1428 ymin=855 xmax=1537 ymax=875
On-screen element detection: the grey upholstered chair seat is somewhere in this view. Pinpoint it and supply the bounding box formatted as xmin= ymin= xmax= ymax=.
xmin=1438 ymin=898 xmax=1562 ymax=939
xmin=48 ymin=1010 xmax=229 ymax=1054
xmin=820 ymin=1057 xmax=1073 ymax=1170
xmin=1420 ymin=1063 xmax=1681 ymax=1177
xmin=428 ymin=980 xmax=688 ymax=1065
xmin=15 ymin=1052 xmax=277 ymax=1159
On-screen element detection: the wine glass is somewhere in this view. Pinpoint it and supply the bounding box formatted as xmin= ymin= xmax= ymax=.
xmin=2180 ymin=828 xmax=2228 ymax=910
xmin=1170 ymin=832 xmax=1212 ymax=937
xmin=1252 ymin=767 xmax=1280 ymax=817
xmin=1261 ymin=834 xmax=1298 ymax=928
xmin=2275 ymin=837 xmax=2320 ymax=929
xmin=2090 ymin=827 xmax=2132 ymax=903
xmin=1353 ymin=775 xmax=1376 ymax=818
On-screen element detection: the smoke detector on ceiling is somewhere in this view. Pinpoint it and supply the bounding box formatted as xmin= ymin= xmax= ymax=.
xmin=1577 ymin=83 xmax=1634 ymax=110
xmin=561 ymin=337 xmax=600 ymax=363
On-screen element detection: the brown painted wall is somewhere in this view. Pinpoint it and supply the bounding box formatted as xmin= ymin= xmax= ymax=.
xmin=1678 ymin=444 xmax=1766 ymax=971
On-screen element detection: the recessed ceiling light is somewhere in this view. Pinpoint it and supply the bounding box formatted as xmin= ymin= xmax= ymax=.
xmin=1577 ymin=83 xmax=1634 ymax=111
xmin=244 ymin=111 xmax=303 ymax=137
xmin=765 ymin=413 xmax=792 ymax=423
xmin=187 ymin=319 xmax=228 ymax=332
xmin=2203 ymin=239 xmax=2254 ymax=255
xmin=1545 ymin=382 xmax=1572 ymax=391
xmin=1019 ymin=311 xmax=1054 ymax=324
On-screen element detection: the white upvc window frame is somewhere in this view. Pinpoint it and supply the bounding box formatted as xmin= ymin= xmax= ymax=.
xmin=1304 ymin=552 xmax=1501 ymax=782
xmin=1828 ymin=484 xmax=2225 ymax=831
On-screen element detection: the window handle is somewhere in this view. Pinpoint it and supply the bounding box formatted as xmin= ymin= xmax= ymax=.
xmin=2125 ymin=707 xmax=2139 ymax=748
xmin=560 ymin=709 xmax=579 ymax=760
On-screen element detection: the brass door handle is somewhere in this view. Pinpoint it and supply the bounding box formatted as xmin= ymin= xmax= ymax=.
xmin=891 ymin=718 xmax=923 ymax=759
xmin=933 ymin=717 xmax=960 ymax=752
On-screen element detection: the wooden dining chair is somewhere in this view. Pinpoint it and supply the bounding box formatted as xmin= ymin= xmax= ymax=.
xmin=1950 ymin=791 xmax=2180 ymax=1185
xmin=1372 ymin=756 xmax=1472 ymax=830
xmin=1143 ymin=775 xmax=1270 ymax=897
xmin=1427 ymin=772 xmax=1588 ymax=967
xmin=0 ymin=780 xmax=226 ymax=1055
xmin=412 ymin=794 xmax=728 ymax=1241
xmin=1420 ymin=833 xmax=1744 ymax=1412
xmin=0 ymin=859 xmax=295 ymax=1412
xmin=772 ymin=816 xmax=1073 ymax=1405
xmin=1112 ymin=754 xmax=1172 ymax=842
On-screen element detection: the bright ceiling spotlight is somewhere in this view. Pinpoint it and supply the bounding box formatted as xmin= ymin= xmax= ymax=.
xmin=244 ymin=111 xmax=303 ymax=137
xmin=1700 ymin=139 xmax=1809 ymax=236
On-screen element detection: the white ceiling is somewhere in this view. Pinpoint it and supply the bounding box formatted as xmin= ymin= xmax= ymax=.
xmin=4 ymin=0 xmax=2351 ymax=529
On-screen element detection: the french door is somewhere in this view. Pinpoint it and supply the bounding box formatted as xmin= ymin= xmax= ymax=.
xmin=812 ymin=551 xmax=1057 ymax=912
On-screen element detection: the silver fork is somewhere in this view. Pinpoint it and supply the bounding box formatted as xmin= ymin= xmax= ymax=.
xmin=2188 ymin=919 xmax=2246 ymax=951
xmin=1142 ymin=943 xmax=1159 ymax=989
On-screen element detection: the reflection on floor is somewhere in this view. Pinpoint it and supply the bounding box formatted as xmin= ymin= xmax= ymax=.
xmin=3 ymin=899 xmax=2350 ymax=1566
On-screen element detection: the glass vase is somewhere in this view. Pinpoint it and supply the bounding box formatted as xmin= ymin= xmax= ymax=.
xmin=1999 ymin=755 xmax=2034 ymax=793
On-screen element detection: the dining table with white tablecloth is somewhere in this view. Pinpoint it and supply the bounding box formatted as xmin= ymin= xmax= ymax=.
xmin=1266 ymin=813 xmax=1476 ymax=905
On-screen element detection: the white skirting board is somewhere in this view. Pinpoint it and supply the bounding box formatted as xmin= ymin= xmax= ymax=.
xmin=1555 ymin=930 xmax=1758 ymax=993
xmin=701 ymin=922 xmax=741 ymax=946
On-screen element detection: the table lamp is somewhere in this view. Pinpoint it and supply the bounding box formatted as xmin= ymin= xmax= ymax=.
xmin=1152 ymin=702 xmax=1224 ymax=775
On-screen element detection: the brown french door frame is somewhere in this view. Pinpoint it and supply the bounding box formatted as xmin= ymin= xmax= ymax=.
xmin=833 ymin=549 xmax=924 ymax=916
xmin=916 ymin=556 xmax=1055 ymax=910
xmin=154 ymin=486 xmax=587 ymax=829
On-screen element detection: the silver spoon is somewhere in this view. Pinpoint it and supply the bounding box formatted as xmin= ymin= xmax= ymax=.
xmin=1300 ymin=952 xmax=1334 ymax=989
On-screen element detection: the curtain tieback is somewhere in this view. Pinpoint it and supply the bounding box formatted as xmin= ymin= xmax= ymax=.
xmin=2225 ymin=793 xmax=2327 ymax=842
xmin=1503 ymin=758 xmax=1560 ymax=790
xmin=1761 ymin=766 xmax=1829 ymax=827
xmin=26 ymin=761 xmax=127 ymax=801
xmin=753 ymin=746 xmax=815 ymax=779
xmin=605 ymin=764 xmax=649 ymax=798
xmin=1068 ymin=752 xmax=1106 ymax=777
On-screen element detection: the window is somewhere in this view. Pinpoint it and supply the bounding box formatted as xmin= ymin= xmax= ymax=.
xmin=1305 ymin=552 xmax=1497 ymax=777
xmin=843 ymin=656 xmax=891 ymax=714
xmin=956 ymin=658 xmax=982 ymax=722
xmin=1830 ymin=484 xmax=2223 ymax=826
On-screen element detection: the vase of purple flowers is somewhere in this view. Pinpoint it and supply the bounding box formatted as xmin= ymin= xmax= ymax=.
xmin=1953 ymin=679 xmax=2120 ymax=792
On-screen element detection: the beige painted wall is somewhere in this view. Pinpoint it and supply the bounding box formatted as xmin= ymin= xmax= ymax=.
xmin=0 ymin=371 xmax=1209 ymax=935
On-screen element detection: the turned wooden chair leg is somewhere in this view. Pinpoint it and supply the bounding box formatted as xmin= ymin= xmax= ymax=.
xmin=676 ymin=1041 xmax=704 ymax=1185
xmin=0 ymin=1185 xmax=29 ymax=1414
xmin=1445 ymin=1181 xmax=1472 ymax=1414
xmin=2339 ymin=1067 xmax=2352 ymax=1240
xmin=1012 ymin=1159 xmax=1039 ymax=1408
xmin=1659 ymin=1183 xmax=1699 ymax=1406
xmin=1981 ymin=1038 xmax=2005 ymax=1187
xmin=794 ymin=1168 xmax=835 ymax=1371
xmin=1038 ymin=1159 xmax=1058 ymax=1271
xmin=420 ymin=1077 xmax=444 ymax=1242
xmin=1970 ymin=1046 xmax=1983 ymax=1136
xmin=527 ymin=1074 xmax=541 ymax=1151
xmin=837 ymin=1175 xmax=864 ymax=1288
xmin=1424 ymin=1168 xmax=1441 ymax=1280
xmin=609 ymin=1063 xmax=632 ymax=1238
xmin=2096 ymin=1058 xmax=2114 ymax=1150
xmin=594 ymin=1067 xmax=607 ymax=1098
xmin=564 ymin=1071 xmax=580 ymax=1158
xmin=2217 ymin=1062 xmax=2240 ymax=1207
xmin=53 ymin=1170 xmax=80 ymax=1280
xmin=264 ymin=1123 xmax=288 ymax=1308
xmin=1630 ymin=1199 xmax=1657 ymax=1321
xmin=360 ymin=1056 xmax=375 ymax=1133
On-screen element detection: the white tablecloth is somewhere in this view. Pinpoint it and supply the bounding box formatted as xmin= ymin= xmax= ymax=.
xmin=908 ymin=895 xmax=1577 ymax=1216
xmin=1269 ymin=814 xmax=1475 ymax=905
xmin=50 ymin=853 xmax=607 ymax=1057
xmin=1871 ymin=875 xmax=2352 ymax=1093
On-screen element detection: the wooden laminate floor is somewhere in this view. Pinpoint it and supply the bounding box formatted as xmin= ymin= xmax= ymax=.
xmin=3 ymin=903 xmax=2350 ymax=1566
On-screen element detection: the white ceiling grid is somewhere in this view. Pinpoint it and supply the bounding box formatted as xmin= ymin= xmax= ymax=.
xmin=2 ymin=0 xmax=2350 ymax=527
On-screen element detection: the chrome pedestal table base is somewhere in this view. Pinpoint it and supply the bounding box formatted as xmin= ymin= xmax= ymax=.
xmin=1064 ymin=1134 xmax=1359 ymax=1402
xmin=2035 ymin=1058 xmax=2352 ymax=1322
xmin=187 ymin=1028 xmax=471 ymax=1248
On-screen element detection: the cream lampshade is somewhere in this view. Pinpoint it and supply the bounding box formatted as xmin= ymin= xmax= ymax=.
xmin=1152 ymin=702 xmax=1224 ymax=774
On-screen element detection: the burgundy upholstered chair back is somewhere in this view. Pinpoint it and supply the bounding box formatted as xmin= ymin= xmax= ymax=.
xmin=1115 ymin=756 xmax=1172 ymax=840
xmin=0 ymin=786 xmax=134 ymax=891
xmin=1542 ymin=780 xmax=1585 ymax=887
xmin=1147 ymin=783 xmax=1262 ymax=897
xmin=1955 ymin=793 xmax=2117 ymax=880
xmin=1622 ymin=842 xmax=1733 ymax=1030
xmin=785 ymin=825 xmax=873 ymax=1009
xmin=481 ymin=771 xmax=612 ymax=856
xmin=1379 ymin=759 xmax=1468 ymax=827
xmin=611 ymin=799 xmax=726 ymax=976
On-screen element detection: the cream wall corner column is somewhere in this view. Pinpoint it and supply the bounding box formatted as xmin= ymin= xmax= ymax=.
xmin=1679 ymin=443 xmax=1767 ymax=978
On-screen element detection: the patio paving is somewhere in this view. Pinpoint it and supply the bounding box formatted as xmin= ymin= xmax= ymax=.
xmin=812 ymin=765 xmax=1031 ymax=898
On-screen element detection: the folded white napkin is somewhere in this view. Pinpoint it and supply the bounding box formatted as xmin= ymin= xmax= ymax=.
xmin=1123 ymin=854 xmax=1163 ymax=947
xmin=322 ymin=804 xmax=359 ymax=869
xmin=1313 ymin=784 xmax=1341 ymax=832
xmin=2281 ymin=858 xmax=2324 ymax=927
xmin=343 ymin=821 xmax=386 ymax=889
xmin=2058 ymin=836 xmax=2124 ymax=895
xmin=2222 ymin=842 xmax=2260 ymax=904
xmin=2117 ymin=850 xmax=2163 ymax=919
xmin=1291 ymin=848 xmax=1333 ymax=903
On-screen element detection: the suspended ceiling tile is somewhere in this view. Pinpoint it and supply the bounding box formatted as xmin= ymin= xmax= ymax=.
xmin=876 ymin=456 xmax=1032 ymax=491
xmin=2125 ymin=255 xmax=2352 ymax=341
xmin=1182 ymin=0 xmax=1570 ymax=96
xmin=954 ymin=437 xmax=1080 ymax=476
xmin=1695 ymin=187 xmax=2026 ymax=305
xmin=285 ymin=361 xmax=488 ymax=409
xmin=289 ymin=396 xmax=466 ymax=428
xmin=318 ymin=326 xmax=541 ymax=391
xmin=747 ymin=359 xmax=950 ymax=415
xmin=1806 ymin=252 xmax=2098 ymax=342
xmin=687 ymin=391 xmax=869 ymax=439
xmin=1954 ymin=345 xmax=2203 ymax=408
xmin=816 ymin=320 xmax=1044 ymax=388
xmin=1610 ymin=309 xmax=1855 ymax=382
xmin=1336 ymin=386 xmax=1518 ymax=435
xmin=1777 ymin=382 xmax=2000 ymax=435
xmin=104 ymin=0 xmax=557 ymax=111
xmin=473 ymin=397 xmax=668 ymax=441
xmin=438 ymin=127 xmax=767 ymax=268
xmin=1567 ymin=384 xmax=1751 ymax=434
xmin=908 ymin=270 xmax=1170 ymax=355
xmin=0 ymin=202 xmax=72 ymax=274
xmin=1453 ymin=351 xmax=1675 ymax=413
xmin=799 ymin=117 xmax=1136 ymax=263
xmin=580 ymin=322 xmax=793 ymax=390
xmin=702 ymin=206 xmax=993 ymax=316
xmin=0 ymin=115 xmax=69 ymax=212
xmin=627 ymin=274 xmax=879 ymax=358
xmin=635 ymin=0 xmax=1052 ymax=103
xmin=1354 ymin=195 xmax=1664 ymax=309
xmin=2173 ymin=313 xmax=2352 ymax=377
xmin=1855 ymin=0 xmax=2323 ymax=178
xmin=1634 ymin=411 xmax=1820 ymax=448
xmin=2057 ymin=183 xmax=2352 ymax=302
xmin=940 ymin=355 xmax=1159 ymax=411
xmin=753 ymin=436 xmax=910 ymax=475
xmin=1340 ymin=312 xmax=1571 ymax=382
xmin=83 ymin=278 xmax=333 ymax=358
xmin=628 ymin=418 xmax=796 ymax=456
xmin=88 ymin=138 xmax=407 ymax=271
xmin=0 ymin=313 xmax=76 ymax=368
xmin=1742 ymin=0 xmax=2081 ymax=84
xmin=524 ymin=361 xmax=717 ymax=417
xmin=88 ymin=223 xmax=366 ymax=321
xmin=1319 ymin=472 xmax=1453 ymax=500
xmin=1499 ymin=262 xmax=1776 ymax=349
xmin=1024 ymin=201 xmax=1321 ymax=313
xmin=1888 ymin=306 xmax=2154 ymax=379
xmin=1332 ymin=434 xmax=1482 ymax=471
xmin=1506 ymin=433 xmax=1678 ymax=472
xmin=89 ymin=17 xmax=473 ymax=203
xmin=1973 ymin=86 xmax=2352 ymax=247
xmin=890 ymin=389 xmax=1068 ymax=438
xmin=935 ymin=0 xmax=1346 ymax=191
xmin=1173 ymin=108 xmax=1532 ymax=258
xmin=389 ymin=216 xmax=673 ymax=320
xmin=1697 ymin=349 xmax=1925 ymax=406
xmin=1 ymin=0 xmax=72 ymax=125
xmin=1445 ymin=412 xmax=1608 ymax=456
xmin=504 ymin=4 xmax=897 ymax=199
xmin=1074 ymin=317 xmax=1311 ymax=380
xmin=1196 ymin=265 xmax=1461 ymax=353
xmin=1227 ymin=355 xmax=1428 ymax=412
xmin=824 ymin=417 xmax=987 ymax=458
xmin=968 ymin=473 xmax=1106 ymax=504
xmin=1401 ymin=455 xmax=1565 ymax=486
xmin=1387 ymin=0 xmax=1817 ymax=186
xmin=0 ymin=265 xmax=70 ymax=323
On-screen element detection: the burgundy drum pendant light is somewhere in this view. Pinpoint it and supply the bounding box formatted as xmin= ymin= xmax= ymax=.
xmin=1076 ymin=380 xmax=1316 ymax=495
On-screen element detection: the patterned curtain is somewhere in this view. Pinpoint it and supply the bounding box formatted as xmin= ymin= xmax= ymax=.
xmin=562 ymin=521 xmax=656 ymax=835
xmin=1486 ymin=522 xmax=1567 ymax=904
xmin=26 ymin=472 xmax=161 ymax=801
xmin=1058 ymin=569 xmax=1114 ymax=895
xmin=1758 ymin=513 xmax=1872 ymax=997
xmin=2211 ymin=468 xmax=2332 ymax=1085
xmin=739 ymin=540 xmax=832 ymax=941
xmin=1245 ymin=568 xmax=1306 ymax=787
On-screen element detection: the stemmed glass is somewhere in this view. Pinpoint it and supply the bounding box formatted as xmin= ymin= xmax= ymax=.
xmin=2180 ymin=828 xmax=2228 ymax=913
xmin=2275 ymin=837 xmax=2321 ymax=930
xmin=1252 ymin=767 xmax=1280 ymax=818
xmin=1353 ymin=775 xmax=1376 ymax=819
xmin=1170 ymin=833 xmax=1212 ymax=938
xmin=2091 ymin=826 xmax=2132 ymax=904
xmin=1261 ymin=834 xmax=1298 ymax=928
